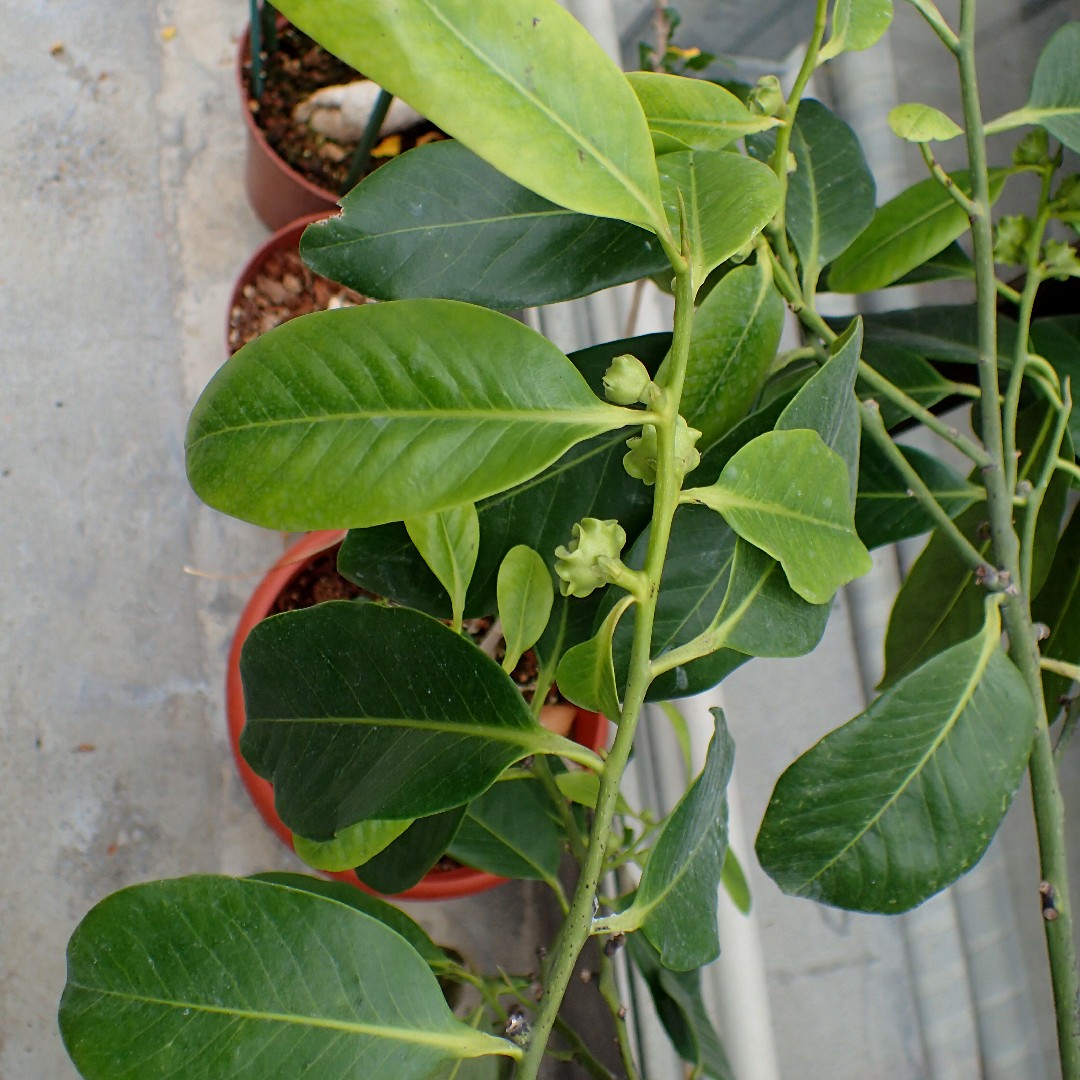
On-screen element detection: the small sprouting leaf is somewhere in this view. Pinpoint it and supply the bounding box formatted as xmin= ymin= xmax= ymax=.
xmin=627 ymin=71 xmax=779 ymax=154
xmin=756 ymin=603 xmax=1035 ymax=913
xmin=606 ymin=710 xmax=735 ymax=970
xmin=240 ymin=603 xmax=582 ymax=840
xmin=818 ymin=0 xmax=894 ymax=62
xmin=186 ymin=301 xmax=632 ymax=531
xmin=293 ymin=819 xmax=413 ymax=873
xmin=657 ymin=151 xmax=782 ymax=290
xmin=985 ymin=24 xmax=1080 ymax=153
xmin=556 ymin=595 xmax=635 ymax=718
xmin=686 ymin=429 xmax=872 ymax=604
xmin=888 ymin=103 xmax=963 ymax=143
xmin=59 ymin=877 xmax=519 ymax=1079
xmin=405 ymin=504 xmax=480 ymax=630
xmin=827 ymin=170 xmax=1009 ymax=293
xmin=498 ymin=545 xmax=555 ymax=674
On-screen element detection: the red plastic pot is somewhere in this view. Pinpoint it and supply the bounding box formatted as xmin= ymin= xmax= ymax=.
xmin=226 ymin=530 xmax=609 ymax=900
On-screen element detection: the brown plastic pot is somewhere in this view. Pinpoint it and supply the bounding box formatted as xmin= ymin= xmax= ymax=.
xmin=238 ymin=22 xmax=341 ymax=231
xmin=227 ymin=530 xmax=609 ymax=901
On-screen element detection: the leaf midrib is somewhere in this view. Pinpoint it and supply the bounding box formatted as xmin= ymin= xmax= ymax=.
xmin=717 ymin=490 xmax=857 ymax=534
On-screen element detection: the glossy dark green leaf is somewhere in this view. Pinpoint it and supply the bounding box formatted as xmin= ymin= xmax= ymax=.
xmin=827 ymin=170 xmax=1008 ymax=293
xmin=293 ymin=819 xmax=413 ymax=873
xmin=855 ymin=442 xmax=977 ymax=549
xmin=1032 ymin=504 xmax=1080 ymax=716
xmin=1031 ymin=317 xmax=1080 ymax=446
xmin=274 ymin=0 xmax=665 ymax=230
xmin=301 ymin=141 xmax=670 ymax=310
xmin=336 ymin=334 xmax=669 ymax=618
xmin=985 ymin=23 xmax=1080 ymax=152
xmin=818 ymin=0 xmax=894 ymax=61
xmin=446 ymin=778 xmax=563 ymax=883
xmin=249 ymin=873 xmax=451 ymax=971
xmin=857 ymin=342 xmax=957 ymax=429
xmin=556 ymin=595 xmax=634 ymax=718
xmin=607 ymin=710 xmax=734 ymax=969
xmin=676 ymin=261 xmax=785 ymax=446
xmin=188 ymin=302 xmax=633 ymax=531
xmin=627 ymin=71 xmax=779 ymax=153
xmin=498 ymin=546 xmax=554 ymax=674
xmin=748 ymin=100 xmax=875 ymax=278
xmin=757 ymin=610 xmax=1035 ymax=913
xmin=354 ymin=808 xmax=467 ymax=895
xmin=688 ymin=429 xmax=872 ymax=604
xmin=626 ymin=932 xmax=734 ymax=1080
xmin=857 ymin=304 xmax=1019 ymax=366
xmin=890 ymin=241 xmax=975 ymax=286
xmin=657 ymin=151 xmax=782 ymax=290
xmin=240 ymin=603 xmax=579 ymax=839
xmin=59 ymin=876 xmax=517 ymax=1079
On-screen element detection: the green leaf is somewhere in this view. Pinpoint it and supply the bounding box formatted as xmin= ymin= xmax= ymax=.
xmin=446 ymin=778 xmax=563 ymax=883
xmin=756 ymin=605 xmax=1035 ymax=913
xmin=721 ymin=850 xmax=752 ymax=915
xmin=857 ymin=304 xmax=1019 ymax=366
xmin=556 ymin=595 xmax=634 ymax=717
xmin=354 ymin=808 xmax=467 ymax=895
xmin=985 ymin=24 xmax=1080 ymax=153
xmin=748 ymin=100 xmax=876 ymax=276
xmin=676 ymin=261 xmax=785 ymax=447
xmin=888 ymin=103 xmax=963 ymax=143
xmin=293 ymin=818 xmax=414 ymax=873
xmin=657 ymin=151 xmax=782 ymax=290
xmin=818 ymin=0 xmax=894 ymax=61
xmin=827 ymin=170 xmax=1008 ymax=293
xmin=1032 ymin=504 xmax=1080 ymax=716
xmin=688 ymin=429 xmax=872 ymax=604
xmin=890 ymin=241 xmax=975 ymax=286
xmin=627 ymin=71 xmax=779 ymax=154
xmin=405 ymin=504 xmax=479 ymax=630
xmin=187 ymin=301 xmax=632 ymax=531
xmin=625 ymin=932 xmax=734 ymax=1080
xmin=608 ymin=710 xmax=735 ymax=970
xmin=273 ymin=0 xmax=665 ymax=231
xmin=240 ymin=603 xmax=577 ymax=839
xmin=498 ymin=546 xmax=554 ymax=674
xmin=555 ymin=770 xmax=633 ymax=816
xmin=249 ymin=873 xmax=451 ymax=971
xmin=336 ymin=334 xmax=669 ymax=618
xmin=300 ymin=140 xmax=670 ymax=310
xmin=1031 ymin=317 xmax=1080 ymax=446
xmin=855 ymin=442 xmax=977 ymax=549
xmin=59 ymin=876 xmax=518 ymax=1079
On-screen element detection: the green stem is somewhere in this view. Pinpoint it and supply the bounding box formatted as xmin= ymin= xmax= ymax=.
xmin=533 ymin=755 xmax=589 ymax=866
xmin=551 ymin=1017 xmax=619 ymax=1080
xmin=341 ymin=88 xmax=393 ymax=194
xmin=859 ymin=400 xmax=991 ymax=576
xmin=920 ymin=143 xmax=981 ymax=216
xmin=1057 ymin=457 xmax=1080 ymax=485
xmin=905 ymin=0 xmax=961 ymax=52
xmin=517 ymin=260 xmax=697 ymax=1080
xmin=599 ymin=952 xmax=640 ymax=1080
xmin=957 ymin=4 xmax=1080 ymax=1073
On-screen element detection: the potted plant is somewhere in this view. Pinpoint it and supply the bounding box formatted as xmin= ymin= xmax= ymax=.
xmin=61 ymin=2 xmax=1080 ymax=1078
xmin=239 ymin=4 xmax=445 ymax=229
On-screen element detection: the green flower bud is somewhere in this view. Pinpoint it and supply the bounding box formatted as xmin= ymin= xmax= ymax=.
xmin=1013 ymin=128 xmax=1049 ymax=166
xmin=603 ymin=354 xmax=654 ymax=405
xmin=554 ymin=518 xmax=627 ymax=599
xmin=992 ymin=214 xmax=1031 ymax=266
xmin=750 ymin=75 xmax=784 ymax=118
xmin=1044 ymin=239 xmax=1080 ymax=281
xmin=1053 ymin=175 xmax=1080 ymax=214
xmin=623 ymin=417 xmax=702 ymax=486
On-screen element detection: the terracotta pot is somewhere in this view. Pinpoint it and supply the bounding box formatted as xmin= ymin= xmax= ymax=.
xmin=227 ymin=530 xmax=609 ymax=901
xmin=226 ymin=212 xmax=367 ymax=357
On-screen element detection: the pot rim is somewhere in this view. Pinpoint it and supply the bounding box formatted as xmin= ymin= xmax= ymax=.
xmin=226 ymin=529 xmax=608 ymax=901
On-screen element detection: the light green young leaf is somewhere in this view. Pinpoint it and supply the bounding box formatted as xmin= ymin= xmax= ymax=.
xmin=888 ymin=103 xmax=963 ymax=143
xmin=756 ymin=602 xmax=1035 ymax=913
xmin=721 ymin=850 xmax=752 ymax=915
xmin=605 ymin=710 xmax=735 ymax=970
xmin=657 ymin=151 xmax=782 ymax=291
xmin=627 ymin=71 xmax=780 ymax=154
xmin=498 ymin=545 xmax=555 ymax=674
xmin=676 ymin=261 xmax=785 ymax=447
xmin=556 ymin=595 xmax=635 ymax=718
xmin=818 ymin=0 xmax=894 ymax=62
xmin=984 ymin=23 xmax=1080 ymax=153
xmin=187 ymin=302 xmax=634 ymax=531
xmin=273 ymin=0 xmax=665 ymax=231
xmin=827 ymin=170 xmax=1009 ymax=293
xmin=59 ymin=877 xmax=519 ymax=1079
xmin=686 ymin=429 xmax=872 ymax=604
xmin=555 ymin=770 xmax=633 ymax=816
xmin=405 ymin=504 xmax=480 ymax=630
xmin=292 ymin=819 xmax=413 ymax=873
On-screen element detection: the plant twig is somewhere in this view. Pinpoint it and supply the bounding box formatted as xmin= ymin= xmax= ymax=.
xmin=599 ymin=952 xmax=640 ymax=1080
xmin=920 ymin=143 xmax=981 ymax=217
xmin=905 ymin=0 xmax=960 ymax=52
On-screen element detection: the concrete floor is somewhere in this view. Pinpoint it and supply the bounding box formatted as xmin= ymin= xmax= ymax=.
xmin=1 ymin=1 xmax=1077 ymax=1078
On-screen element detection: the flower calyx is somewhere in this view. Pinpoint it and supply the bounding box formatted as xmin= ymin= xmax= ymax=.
xmin=623 ymin=416 xmax=702 ymax=487
xmin=603 ymin=354 xmax=659 ymax=406
xmin=554 ymin=518 xmax=644 ymax=600
xmin=749 ymin=75 xmax=784 ymax=118
xmin=992 ymin=214 xmax=1032 ymax=266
